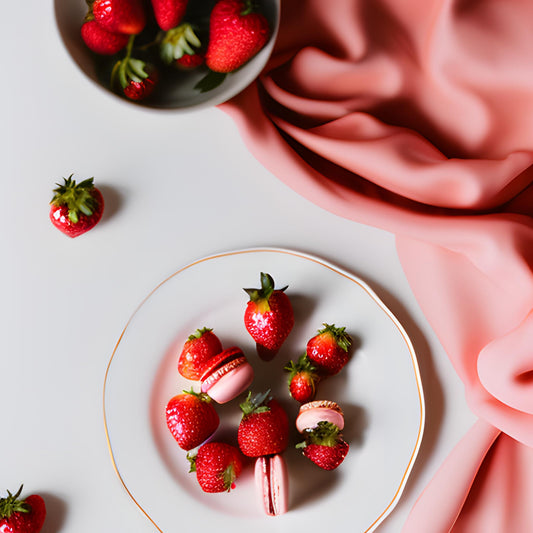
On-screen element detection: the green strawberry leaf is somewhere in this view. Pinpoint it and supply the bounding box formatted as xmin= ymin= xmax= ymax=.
xmin=194 ymin=71 xmax=227 ymax=93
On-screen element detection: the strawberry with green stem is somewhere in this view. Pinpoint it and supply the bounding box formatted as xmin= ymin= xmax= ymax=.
xmin=284 ymin=354 xmax=319 ymax=403
xmin=296 ymin=421 xmax=349 ymax=471
xmin=0 ymin=485 xmax=46 ymax=533
xmin=238 ymin=390 xmax=289 ymax=457
xmin=49 ymin=175 xmax=104 ymax=238
xmin=178 ymin=327 xmax=222 ymax=380
xmin=243 ymin=272 xmax=294 ymax=361
xmin=306 ymin=324 xmax=352 ymax=375
xmin=166 ymin=389 xmax=220 ymax=450
xmin=111 ymin=36 xmax=158 ymax=101
xmin=195 ymin=0 xmax=270 ymax=92
xmin=188 ymin=442 xmax=243 ymax=493
xmin=160 ymin=23 xmax=203 ymax=68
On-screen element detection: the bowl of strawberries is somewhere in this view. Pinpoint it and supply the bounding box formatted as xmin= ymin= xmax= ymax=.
xmin=54 ymin=0 xmax=280 ymax=110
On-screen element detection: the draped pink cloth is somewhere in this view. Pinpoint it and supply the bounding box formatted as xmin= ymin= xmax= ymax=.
xmin=219 ymin=0 xmax=533 ymax=530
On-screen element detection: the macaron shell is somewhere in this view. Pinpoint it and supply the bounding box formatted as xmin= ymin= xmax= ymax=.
xmin=203 ymin=361 xmax=254 ymax=404
xmin=254 ymin=454 xmax=289 ymax=516
xmin=295 ymin=407 xmax=345 ymax=433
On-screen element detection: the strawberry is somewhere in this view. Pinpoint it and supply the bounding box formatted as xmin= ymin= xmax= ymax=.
xmin=238 ymin=391 xmax=289 ymax=457
xmin=284 ymin=354 xmax=319 ymax=403
xmin=178 ymin=327 xmax=223 ymax=380
xmin=89 ymin=0 xmax=146 ymax=35
xmin=160 ymin=23 xmax=203 ymax=68
xmin=306 ymin=324 xmax=352 ymax=375
xmin=188 ymin=442 xmax=243 ymax=493
xmin=205 ymin=0 xmax=269 ymax=73
xmin=166 ymin=390 xmax=219 ymax=450
xmin=175 ymin=52 xmax=204 ymax=70
xmin=296 ymin=421 xmax=349 ymax=471
xmin=49 ymin=175 xmax=104 ymax=238
xmin=111 ymin=38 xmax=158 ymax=101
xmin=151 ymin=0 xmax=189 ymax=32
xmin=243 ymin=272 xmax=294 ymax=361
xmin=81 ymin=20 xmax=129 ymax=55
xmin=0 ymin=485 xmax=46 ymax=533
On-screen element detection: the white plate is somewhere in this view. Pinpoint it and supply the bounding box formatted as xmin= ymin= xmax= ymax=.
xmin=104 ymin=248 xmax=424 ymax=532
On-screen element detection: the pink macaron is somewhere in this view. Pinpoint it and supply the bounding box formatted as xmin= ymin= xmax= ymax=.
xmin=254 ymin=454 xmax=289 ymax=516
xmin=295 ymin=400 xmax=345 ymax=433
xmin=200 ymin=347 xmax=254 ymax=404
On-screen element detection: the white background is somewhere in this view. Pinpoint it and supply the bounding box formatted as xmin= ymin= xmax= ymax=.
xmin=1 ymin=2 xmax=476 ymax=531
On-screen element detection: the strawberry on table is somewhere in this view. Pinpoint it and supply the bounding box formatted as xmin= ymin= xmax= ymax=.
xmin=49 ymin=175 xmax=104 ymax=238
xmin=81 ymin=20 xmax=129 ymax=55
xmin=296 ymin=421 xmax=349 ymax=471
xmin=166 ymin=390 xmax=220 ymax=450
xmin=188 ymin=442 xmax=243 ymax=493
xmin=238 ymin=390 xmax=289 ymax=457
xmin=284 ymin=354 xmax=319 ymax=403
xmin=0 ymin=485 xmax=46 ymax=533
xmin=151 ymin=0 xmax=189 ymax=32
xmin=89 ymin=0 xmax=146 ymax=35
xmin=306 ymin=324 xmax=352 ymax=375
xmin=243 ymin=272 xmax=294 ymax=361
xmin=178 ymin=327 xmax=222 ymax=380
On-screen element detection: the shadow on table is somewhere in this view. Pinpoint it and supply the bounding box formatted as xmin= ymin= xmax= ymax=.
xmin=315 ymin=252 xmax=446 ymax=506
xmin=40 ymin=492 xmax=67 ymax=533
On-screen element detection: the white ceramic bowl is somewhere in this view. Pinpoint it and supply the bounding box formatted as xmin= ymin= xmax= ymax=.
xmin=54 ymin=0 xmax=280 ymax=110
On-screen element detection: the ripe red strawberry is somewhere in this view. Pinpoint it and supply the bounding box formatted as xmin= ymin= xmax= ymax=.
xmin=90 ymin=0 xmax=146 ymax=35
xmin=160 ymin=23 xmax=203 ymax=68
xmin=175 ymin=52 xmax=204 ymax=70
xmin=188 ymin=442 xmax=243 ymax=493
xmin=296 ymin=421 xmax=349 ymax=471
xmin=178 ymin=327 xmax=223 ymax=380
xmin=0 ymin=485 xmax=46 ymax=533
xmin=284 ymin=354 xmax=319 ymax=403
xmin=306 ymin=324 xmax=352 ymax=375
xmin=205 ymin=0 xmax=270 ymax=73
xmin=49 ymin=175 xmax=104 ymax=238
xmin=166 ymin=390 xmax=219 ymax=450
xmin=151 ymin=0 xmax=189 ymax=31
xmin=243 ymin=272 xmax=294 ymax=361
xmin=81 ymin=20 xmax=129 ymax=55
xmin=238 ymin=391 xmax=289 ymax=457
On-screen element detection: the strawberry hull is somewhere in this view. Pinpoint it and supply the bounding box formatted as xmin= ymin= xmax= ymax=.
xmin=49 ymin=178 xmax=104 ymax=238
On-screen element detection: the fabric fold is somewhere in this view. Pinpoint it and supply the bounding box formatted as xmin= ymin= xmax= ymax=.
xmin=220 ymin=0 xmax=533 ymax=530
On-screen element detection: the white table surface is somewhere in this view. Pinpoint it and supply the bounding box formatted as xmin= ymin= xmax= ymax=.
xmin=2 ymin=3 xmax=476 ymax=532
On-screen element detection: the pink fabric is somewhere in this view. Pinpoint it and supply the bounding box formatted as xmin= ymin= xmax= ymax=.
xmin=219 ymin=0 xmax=533 ymax=530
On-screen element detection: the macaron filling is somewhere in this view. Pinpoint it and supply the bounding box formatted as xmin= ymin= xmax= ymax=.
xmin=200 ymin=347 xmax=243 ymax=385
xmin=201 ymin=355 xmax=248 ymax=393
xmin=255 ymin=455 xmax=288 ymax=516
